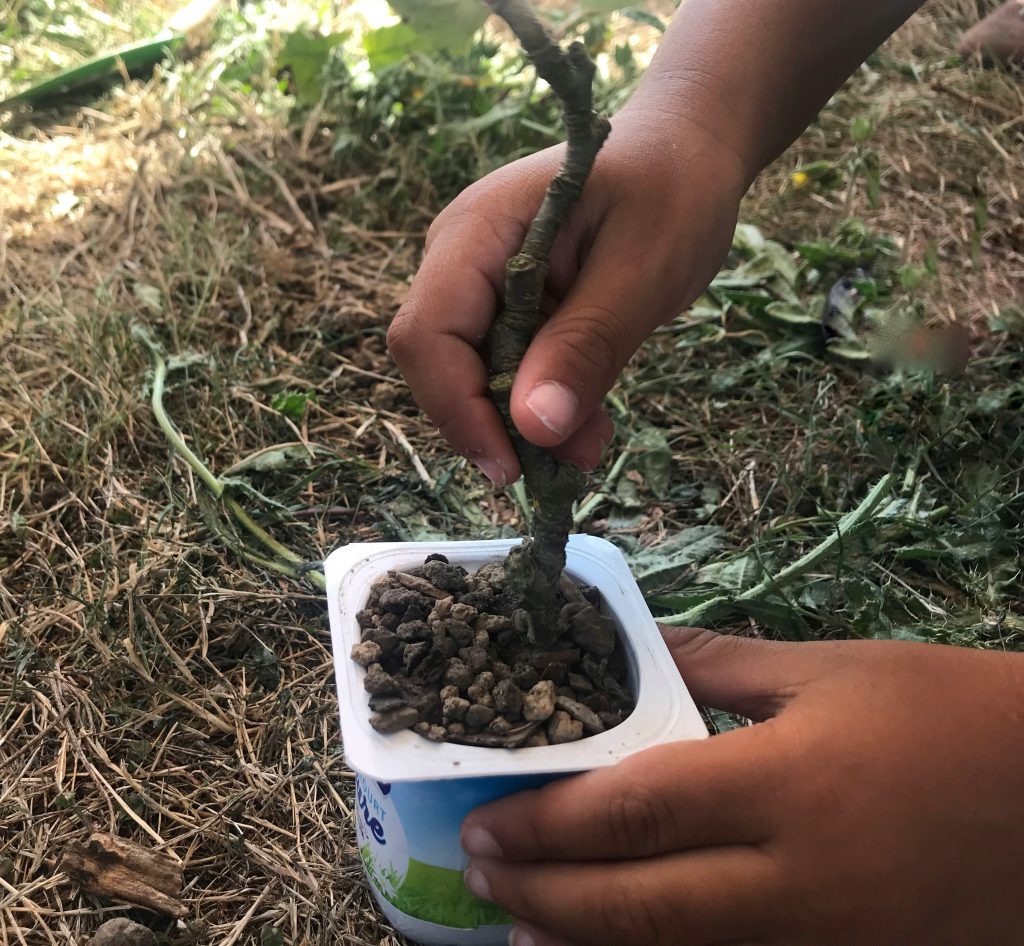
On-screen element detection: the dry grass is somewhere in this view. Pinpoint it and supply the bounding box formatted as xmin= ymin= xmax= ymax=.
xmin=1 ymin=1 xmax=1023 ymax=944
xmin=748 ymin=0 xmax=1024 ymax=328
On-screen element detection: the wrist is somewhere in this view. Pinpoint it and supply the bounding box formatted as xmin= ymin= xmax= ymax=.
xmin=614 ymin=81 xmax=757 ymax=194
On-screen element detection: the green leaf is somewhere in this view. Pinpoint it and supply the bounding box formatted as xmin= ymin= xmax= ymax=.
xmin=762 ymin=301 xmax=818 ymax=326
xmin=695 ymin=555 xmax=767 ymax=592
xmin=628 ymin=526 xmax=728 ymax=593
xmin=260 ymin=927 xmax=285 ymax=946
xmin=626 ymin=427 xmax=672 ymax=495
xmin=276 ymin=31 xmax=347 ymax=106
xmin=613 ymin=42 xmax=634 ymax=69
xmin=735 ymin=595 xmax=810 ymax=639
xmin=850 ymin=114 xmax=874 ymax=144
xmin=271 ymin=390 xmax=317 ymax=420
xmin=792 ymin=159 xmax=844 ymax=189
xmin=732 ymin=223 xmax=766 ymax=256
xmin=795 ymin=241 xmax=865 ymax=268
xmin=450 ymin=99 xmax=525 ymax=135
xmin=647 ymin=589 xmax=724 ymax=612
xmin=132 ymin=282 xmax=162 ymax=312
xmin=387 ymin=0 xmax=488 ymax=52
xmin=224 ymin=444 xmax=318 ymax=475
xmin=0 ymin=34 xmax=184 ymax=110
xmin=363 ymin=23 xmax=429 ymax=71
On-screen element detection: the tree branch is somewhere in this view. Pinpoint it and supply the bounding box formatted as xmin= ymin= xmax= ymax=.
xmin=484 ymin=0 xmax=611 ymax=645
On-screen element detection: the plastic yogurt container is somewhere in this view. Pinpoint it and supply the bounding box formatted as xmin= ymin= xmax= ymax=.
xmin=326 ymin=535 xmax=709 ymax=946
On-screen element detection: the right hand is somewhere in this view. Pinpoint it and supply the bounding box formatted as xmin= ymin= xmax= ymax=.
xmin=387 ymin=105 xmax=749 ymax=484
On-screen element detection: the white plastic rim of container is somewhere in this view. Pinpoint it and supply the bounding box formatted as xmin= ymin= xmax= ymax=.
xmin=326 ymin=535 xmax=710 ymax=946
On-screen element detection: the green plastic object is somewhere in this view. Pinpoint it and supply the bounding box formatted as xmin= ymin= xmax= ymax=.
xmin=0 ymin=31 xmax=185 ymax=111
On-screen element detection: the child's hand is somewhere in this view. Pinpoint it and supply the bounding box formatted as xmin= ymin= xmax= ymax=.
xmin=387 ymin=108 xmax=747 ymax=484
xmin=461 ymin=629 xmax=1024 ymax=945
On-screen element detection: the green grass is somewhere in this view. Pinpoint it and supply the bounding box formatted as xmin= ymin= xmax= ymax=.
xmin=390 ymin=857 xmax=512 ymax=928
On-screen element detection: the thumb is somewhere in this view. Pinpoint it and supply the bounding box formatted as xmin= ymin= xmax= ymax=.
xmin=508 ymin=200 xmax=681 ymax=449
xmin=660 ymin=625 xmax=829 ymax=722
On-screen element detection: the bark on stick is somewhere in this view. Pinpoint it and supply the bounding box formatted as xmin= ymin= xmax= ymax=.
xmin=484 ymin=0 xmax=611 ymax=645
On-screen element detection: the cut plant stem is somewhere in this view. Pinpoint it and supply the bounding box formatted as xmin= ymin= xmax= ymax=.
xmin=135 ymin=325 xmax=326 ymax=592
xmin=484 ymin=0 xmax=610 ymax=645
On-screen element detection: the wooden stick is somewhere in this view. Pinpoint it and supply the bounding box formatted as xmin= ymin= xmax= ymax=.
xmin=61 ymin=833 xmax=186 ymax=918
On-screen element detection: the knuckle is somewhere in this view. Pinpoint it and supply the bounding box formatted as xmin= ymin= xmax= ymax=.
xmin=385 ymin=307 xmax=420 ymax=360
xmin=602 ymin=783 xmax=675 ymax=858
xmin=546 ymin=308 xmax=626 ymax=380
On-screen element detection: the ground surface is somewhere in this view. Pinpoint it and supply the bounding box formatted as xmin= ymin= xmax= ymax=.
xmin=1 ymin=1 xmax=1022 ymax=944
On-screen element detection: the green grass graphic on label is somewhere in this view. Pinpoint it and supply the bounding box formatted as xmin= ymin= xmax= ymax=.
xmin=362 ymin=845 xmax=510 ymax=929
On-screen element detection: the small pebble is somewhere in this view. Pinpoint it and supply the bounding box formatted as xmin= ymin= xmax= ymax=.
xmin=465 ymin=704 xmax=497 ymax=729
xmin=414 ymin=721 xmax=447 ymax=742
xmin=547 ymin=710 xmax=584 ymax=744
xmin=402 ymin=641 xmax=429 ymax=674
xmin=350 ymin=641 xmax=382 ymax=667
xmin=472 ymin=671 xmax=496 ymax=693
xmin=90 ymin=919 xmax=157 ymax=946
xmin=512 ymin=664 xmax=540 ymax=690
xmin=391 ymin=570 xmax=449 ymax=599
xmin=443 ymin=697 xmax=470 ymax=722
xmin=440 ymin=684 xmax=460 ymax=701
xmin=475 ymin=612 xmax=514 ymax=634
xmin=523 ymin=680 xmax=557 ymax=722
xmin=444 ymin=658 xmax=474 ymax=691
xmin=540 ymin=661 xmax=568 ymax=686
xmin=464 ymin=646 xmax=490 ymax=674
xmin=488 ymin=715 xmax=512 ymax=735
xmin=581 ymin=692 xmax=610 ymax=713
xmin=423 ymin=560 xmax=470 ymax=592
xmin=379 ymin=587 xmax=431 ymax=616
xmin=363 ymin=667 xmax=401 ymax=696
xmin=445 ymin=620 xmax=476 ymax=647
xmin=397 ymin=620 xmax=431 ymax=642
xmin=493 ymin=679 xmax=524 ymax=717
xmin=599 ymin=710 xmax=624 ymax=730
xmin=364 ymin=627 xmax=400 ymax=657
xmin=450 ymin=602 xmax=479 ymax=623
xmin=556 ymin=695 xmax=605 ymax=734
xmin=428 ymin=596 xmax=455 ymax=622
xmin=568 ymin=672 xmax=594 ymax=694
xmin=370 ymin=706 xmax=419 ymax=734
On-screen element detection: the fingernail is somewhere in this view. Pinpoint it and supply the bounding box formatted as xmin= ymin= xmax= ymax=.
xmin=465 ymin=867 xmax=492 ymax=901
xmin=525 ymin=381 xmax=578 ymax=437
xmin=509 ymin=927 xmax=536 ymax=946
xmin=462 ymin=824 xmax=502 ymax=857
xmin=473 ymin=458 xmax=507 ymax=487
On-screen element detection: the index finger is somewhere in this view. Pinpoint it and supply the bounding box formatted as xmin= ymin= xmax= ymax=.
xmin=461 ymin=725 xmax=783 ymax=863
xmin=388 ymin=214 xmax=521 ymax=484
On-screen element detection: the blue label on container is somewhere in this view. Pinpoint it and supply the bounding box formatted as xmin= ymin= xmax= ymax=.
xmin=356 ymin=773 xmax=556 ymax=931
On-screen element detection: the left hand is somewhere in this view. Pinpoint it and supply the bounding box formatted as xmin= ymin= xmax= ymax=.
xmin=460 ymin=627 xmax=1024 ymax=946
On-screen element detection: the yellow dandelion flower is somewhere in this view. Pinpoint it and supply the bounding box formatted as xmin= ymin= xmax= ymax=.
xmin=791 ymin=170 xmax=810 ymax=189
